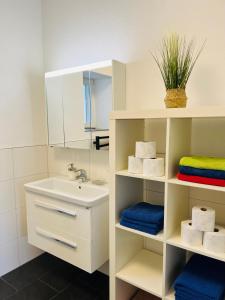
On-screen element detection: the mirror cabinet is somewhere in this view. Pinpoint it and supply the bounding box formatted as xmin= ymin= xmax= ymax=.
xmin=45 ymin=60 xmax=126 ymax=150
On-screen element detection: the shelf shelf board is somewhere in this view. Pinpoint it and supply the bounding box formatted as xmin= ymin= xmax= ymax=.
xmin=116 ymin=223 xmax=164 ymax=242
xmin=116 ymin=249 xmax=163 ymax=297
xmin=168 ymin=178 xmax=225 ymax=192
xmin=167 ymin=229 xmax=225 ymax=262
xmin=116 ymin=170 xmax=166 ymax=183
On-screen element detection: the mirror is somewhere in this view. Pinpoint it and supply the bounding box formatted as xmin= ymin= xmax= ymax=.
xmin=45 ymin=63 xmax=112 ymax=149
xmin=86 ymin=67 xmax=112 ymax=132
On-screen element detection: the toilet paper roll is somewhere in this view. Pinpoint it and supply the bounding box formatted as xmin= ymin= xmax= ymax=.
xmin=143 ymin=158 xmax=165 ymax=177
xmin=128 ymin=156 xmax=143 ymax=174
xmin=203 ymin=225 xmax=225 ymax=253
xmin=192 ymin=206 xmax=215 ymax=232
xmin=135 ymin=141 xmax=156 ymax=159
xmin=181 ymin=220 xmax=203 ymax=246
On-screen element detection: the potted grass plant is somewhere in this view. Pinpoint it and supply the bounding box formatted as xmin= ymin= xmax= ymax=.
xmin=152 ymin=33 xmax=204 ymax=108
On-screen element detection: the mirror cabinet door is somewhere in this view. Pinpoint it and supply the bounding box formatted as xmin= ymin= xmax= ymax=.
xmin=63 ymin=72 xmax=91 ymax=149
xmin=89 ymin=66 xmax=112 ymax=133
xmin=46 ymin=64 xmax=113 ymax=151
xmin=46 ymin=76 xmax=64 ymax=146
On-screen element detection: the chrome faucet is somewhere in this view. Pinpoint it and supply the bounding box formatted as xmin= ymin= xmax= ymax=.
xmin=76 ymin=169 xmax=88 ymax=183
xmin=67 ymin=163 xmax=88 ymax=182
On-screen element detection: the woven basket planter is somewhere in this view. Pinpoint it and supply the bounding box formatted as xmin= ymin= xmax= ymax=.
xmin=164 ymin=88 xmax=187 ymax=108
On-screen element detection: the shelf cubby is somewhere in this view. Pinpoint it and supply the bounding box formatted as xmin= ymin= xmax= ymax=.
xmin=116 ymin=249 xmax=163 ymax=297
xmin=110 ymin=108 xmax=225 ymax=300
xmin=166 ymin=183 xmax=225 ymax=262
xmin=115 ymin=229 xmax=163 ymax=297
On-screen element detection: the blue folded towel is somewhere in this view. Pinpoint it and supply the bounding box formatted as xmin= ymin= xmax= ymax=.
xmin=174 ymin=254 xmax=225 ymax=300
xmin=175 ymin=290 xmax=218 ymax=300
xmin=121 ymin=202 xmax=164 ymax=225
xmin=121 ymin=216 xmax=163 ymax=229
xmin=179 ymin=166 xmax=225 ymax=180
xmin=175 ymin=289 xmax=217 ymax=300
xmin=120 ymin=218 xmax=163 ymax=235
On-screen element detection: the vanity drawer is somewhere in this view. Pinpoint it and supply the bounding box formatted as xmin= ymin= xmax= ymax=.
xmin=27 ymin=194 xmax=91 ymax=240
xmin=29 ymin=226 xmax=92 ymax=272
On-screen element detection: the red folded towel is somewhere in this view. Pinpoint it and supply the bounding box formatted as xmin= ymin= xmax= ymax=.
xmin=177 ymin=172 xmax=225 ymax=187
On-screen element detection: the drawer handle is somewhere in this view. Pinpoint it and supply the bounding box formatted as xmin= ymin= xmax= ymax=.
xmin=35 ymin=201 xmax=77 ymax=217
xmin=36 ymin=227 xmax=77 ymax=249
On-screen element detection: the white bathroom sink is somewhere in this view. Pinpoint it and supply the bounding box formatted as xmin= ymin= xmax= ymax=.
xmin=24 ymin=177 xmax=109 ymax=207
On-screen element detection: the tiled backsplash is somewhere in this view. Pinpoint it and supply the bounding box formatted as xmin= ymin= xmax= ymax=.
xmin=0 ymin=146 xmax=48 ymax=276
xmin=48 ymin=147 xmax=110 ymax=183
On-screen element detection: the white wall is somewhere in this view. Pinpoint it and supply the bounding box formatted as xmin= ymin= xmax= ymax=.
xmin=43 ymin=0 xmax=225 ymax=189
xmin=0 ymin=0 xmax=48 ymax=275
xmin=43 ymin=0 xmax=225 ymax=109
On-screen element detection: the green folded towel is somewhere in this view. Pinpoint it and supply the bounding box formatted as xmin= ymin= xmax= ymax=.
xmin=179 ymin=156 xmax=225 ymax=171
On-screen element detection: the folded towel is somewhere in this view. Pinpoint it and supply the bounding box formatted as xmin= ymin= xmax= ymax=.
xmin=174 ymin=254 xmax=225 ymax=300
xmin=177 ymin=173 xmax=225 ymax=187
xmin=175 ymin=291 xmax=209 ymax=300
xmin=121 ymin=216 xmax=163 ymax=229
xmin=179 ymin=166 xmax=225 ymax=180
xmin=121 ymin=202 xmax=164 ymax=225
xmin=175 ymin=288 xmax=220 ymax=300
xmin=120 ymin=218 xmax=163 ymax=235
xmin=175 ymin=291 xmax=214 ymax=300
xmin=179 ymin=156 xmax=225 ymax=171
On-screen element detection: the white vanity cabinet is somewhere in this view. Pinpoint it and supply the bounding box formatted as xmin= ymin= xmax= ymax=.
xmin=26 ymin=190 xmax=109 ymax=273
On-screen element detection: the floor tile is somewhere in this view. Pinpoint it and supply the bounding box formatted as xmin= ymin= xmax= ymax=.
xmin=50 ymin=283 xmax=100 ymax=300
xmin=39 ymin=260 xmax=77 ymax=292
xmin=0 ymin=278 xmax=16 ymax=299
xmin=2 ymin=254 xmax=55 ymax=290
xmin=2 ymin=253 xmax=109 ymax=300
xmin=7 ymin=280 xmax=56 ymax=300
xmin=78 ymin=271 xmax=109 ymax=299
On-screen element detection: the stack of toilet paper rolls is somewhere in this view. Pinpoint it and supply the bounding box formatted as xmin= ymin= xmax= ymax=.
xmin=128 ymin=141 xmax=164 ymax=177
xmin=181 ymin=205 xmax=225 ymax=253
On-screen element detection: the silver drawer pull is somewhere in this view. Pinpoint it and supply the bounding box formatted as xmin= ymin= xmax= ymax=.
xmin=35 ymin=201 xmax=77 ymax=217
xmin=36 ymin=227 xmax=77 ymax=249
xmin=54 ymin=238 xmax=76 ymax=249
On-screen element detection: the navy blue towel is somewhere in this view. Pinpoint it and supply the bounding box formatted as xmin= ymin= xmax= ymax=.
xmin=120 ymin=217 xmax=163 ymax=235
xmin=121 ymin=202 xmax=164 ymax=225
xmin=179 ymin=165 xmax=225 ymax=180
xmin=174 ymin=254 xmax=225 ymax=300
xmin=121 ymin=216 xmax=163 ymax=229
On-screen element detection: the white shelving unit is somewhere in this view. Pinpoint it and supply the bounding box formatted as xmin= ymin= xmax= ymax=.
xmin=109 ymin=107 xmax=225 ymax=300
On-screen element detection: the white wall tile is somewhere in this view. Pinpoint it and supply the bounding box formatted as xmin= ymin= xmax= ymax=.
xmin=18 ymin=237 xmax=43 ymax=265
xmin=48 ymin=146 xmax=75 ymax=176
xmin=0 ymin=180 xmax=15 ymax=213
xmin=14 ymin=173 xmax=48 ymax=208
xmin=0 ymin=240 xmax=20 ymax=276
xmin=0 ymin=210 xmax=17 ymax=246
xmin=74 ymin=149 xmax=90 ymax=177
xmin=0 ymin=147 xmax=48 ymax=276
xmin=13 ymin=146 xmax=48 ymax=178
xmin=90 ymin=150 xmax=109 ymax=182
xmin=0 ymin=149 xmax=14 ymax=181
xmin=16 ymin=205 xmax=27 ymax=238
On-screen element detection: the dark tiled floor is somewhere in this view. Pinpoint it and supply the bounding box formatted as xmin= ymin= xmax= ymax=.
xmin=0 ymin=253 xmax=109 ymax=300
